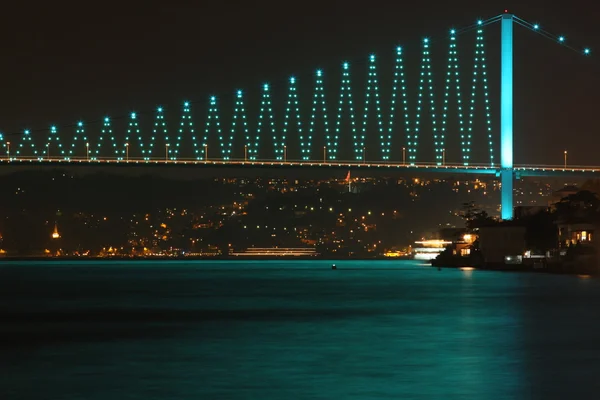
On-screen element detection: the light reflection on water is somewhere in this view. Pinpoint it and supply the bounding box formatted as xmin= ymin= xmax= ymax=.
xmin=1 ymin=260 xmax=600 ymax=399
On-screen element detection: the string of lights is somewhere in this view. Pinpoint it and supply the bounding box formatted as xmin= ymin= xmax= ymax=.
xmin=3 ymin=14 xmax=590 ymax=164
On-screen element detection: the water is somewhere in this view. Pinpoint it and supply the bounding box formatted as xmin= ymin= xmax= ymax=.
xmin=2 ymin=260 xmax=600 ymax=399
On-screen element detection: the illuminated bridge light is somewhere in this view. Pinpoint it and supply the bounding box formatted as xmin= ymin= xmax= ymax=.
xmin=204 ymin=95 xmax=222 ymax=161
xmin=176 ymin=100 xmax=195 ymax=161
xmin=13 ymin=15 xmax=595 ymax=174
xmin=281 ymin=77 xmax=302 ymax=160
xmin=256 ymin=82 xmax=274 ymax=160
xmin=228 ymin=89 xmax=248 ymax=161
xmin=362 ymin=53 xmax=383 ymax=161
xmin=309 ymin=69 xmax=328 ymax=162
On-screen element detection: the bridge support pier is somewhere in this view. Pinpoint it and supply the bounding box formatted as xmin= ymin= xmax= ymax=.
xmin=500 ymin=169 xmax=514 ymax=220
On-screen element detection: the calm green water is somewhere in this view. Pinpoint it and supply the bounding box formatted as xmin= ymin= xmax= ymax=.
xmin=1 ymin=260 xmax=600 ymax=399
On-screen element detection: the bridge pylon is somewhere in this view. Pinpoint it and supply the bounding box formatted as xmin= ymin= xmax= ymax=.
xmin=500 ymin=13 xmax=514 ymax=220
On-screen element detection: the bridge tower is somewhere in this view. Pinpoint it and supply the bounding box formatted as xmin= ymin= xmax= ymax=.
xmin=500 ymin=13 xmax=514 ymax=220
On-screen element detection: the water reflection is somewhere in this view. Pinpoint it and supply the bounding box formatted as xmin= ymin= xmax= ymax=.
xmin=1 ymin=260 xmax=599 ymax=399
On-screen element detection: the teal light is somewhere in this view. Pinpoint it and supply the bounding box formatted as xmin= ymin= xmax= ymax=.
xmin=229 ymin=89 xmax=248 ymax=161
xmin=362 ymin=52 xmax=384 ymax=160
xmin=334 ymin=61 xmax=357 ymax=161
xmin=390 ymin=45 xmax=409 ymax=165
xmin=467 ymin=27 xmax=494 ymax=166
xmin=558 ymin=36 xmax=565 ymax=42
xmin=205 ymin=95 xmax=222 ymax=161
xmin=584 ymin=48 xmax=591 ymax=55
xmin=281 ymin=77 xmax=302 ymax=160
xmin=95 ymin=116 xmax=113 ymax=159
xmin=413 ymin=35 xmax=437 ymax=163
xmin=256 ymin=83 xmax=274 ymax=160
xmin=309 ymin=69 xmax=328 ymax=161
xmin=533 ymin=24 xmax=539 ymax=29
xmin=69 ymin=120 xmax=86 ymax=160
xmin=48 ymin=125 xmax=62 ymax=160
xmin=442 ymin=29 xmax=464 ymax=166
xmin=154 ymin=106 xmax=167 ymax=160
xmin=125 ymin=111 xmax=139 ymax=160
xmin=176 ymin=100 xmax=194 ymax=160
xmin=17 ymin=129 xmax=35 ymax=157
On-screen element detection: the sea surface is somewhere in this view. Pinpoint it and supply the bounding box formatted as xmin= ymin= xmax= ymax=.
xmin=1 ymin=260 xmax=600 ymax=399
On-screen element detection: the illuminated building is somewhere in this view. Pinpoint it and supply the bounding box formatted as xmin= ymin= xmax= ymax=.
xmin=413 ymin=240 xmax=452 ymax=260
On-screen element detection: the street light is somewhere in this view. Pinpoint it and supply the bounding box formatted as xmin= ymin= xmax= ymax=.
xmin=46 ymin=143 xmax=50 ymax=160
xmin=165 ymin=143 xmax=169 ymax=161
xmin=402 ymin=147 xmax=406 ymax=165
xmin=125 ymin=143 xmax=129 ymax=162
xmin=363 ymin=147 xmax=366 ymax=164
xmin=204 ymin=144 xmax=208 ymax=161
xmin=323 ymin=146 xmax=326 ymax=163
xmin=86 ymin=142 xmax=89 ymax=161
xmin=6 ymin=141 xmax=9 ymax=160
xmin=284 ymin=145 xmax=287 ymax=162
xmin=442 ymin=148 xmax=446 ymax=165
xmin=564 ymin=150 xmax=567 ymax=168
xmin=244 ymin=144 xmax=248 ymax=162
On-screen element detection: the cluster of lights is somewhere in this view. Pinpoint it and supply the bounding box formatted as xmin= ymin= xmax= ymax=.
xmin=362 ymin=54 xmax=384 ymax=160
xmin=334 ymin=62 xmax=357 ymax=161
xmin=309 ymin=70 xmax=329 ymax=161
xmin=228 ymin=90 xmax=248 ymax=161
xmin=467 ymin=27 xmax=494 ymax=166
xmin=12 ymin=18 xmax=581 ymax=165
xmin=279 ymin=77 xmax=302 ymax=160
xmin=67 ymin=121 xmax=87 ymax=160
xmin=49 ymin=125 xmax=63 ymax=159
xmin=413 ymin=38 xmax=438 ymax=164
xmin=389 ymin=46 xmax=409 ymax=162
xmin=443 ymin=30 xmax=464 ymax=165
xmin=93 ymin=117 xmax=112 ymax=160
xmin=177 ymin=101 xmax=195 ymax=160
xmin=255 ymin=84 xmax=275 ymax=161
xmin=204 ymin=96 xmax=222 ymax=161
xmin=122 ymin=113 xmax=139 ymax=161
xmin=531 ymin=22 xmax=590 ymax=55
xmin=154 ymin=107 xmax=167 ymax=160
xmin=16 ymin=129 xmax=35 ymax=157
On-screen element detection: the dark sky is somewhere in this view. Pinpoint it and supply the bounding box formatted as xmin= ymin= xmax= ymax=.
xmin=1 ymin=0 xmax=599 ymax=166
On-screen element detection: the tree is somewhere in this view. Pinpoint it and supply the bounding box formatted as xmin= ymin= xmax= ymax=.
xmin=555 ymin=190 xmax=600 ymax=222
xmin=460 ymin=201 xmax=497 ymax=230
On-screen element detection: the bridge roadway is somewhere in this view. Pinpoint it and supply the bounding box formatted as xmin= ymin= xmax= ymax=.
xmin=1 ymin=157 xmax=599 ymax=177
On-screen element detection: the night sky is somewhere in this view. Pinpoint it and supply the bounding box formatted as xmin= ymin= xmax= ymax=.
xmin=1 ymin=0 xmax=599 ymax=166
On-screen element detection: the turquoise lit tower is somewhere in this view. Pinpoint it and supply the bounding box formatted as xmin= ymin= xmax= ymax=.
xmin=500 ymin=13 xmax=514 ymax=220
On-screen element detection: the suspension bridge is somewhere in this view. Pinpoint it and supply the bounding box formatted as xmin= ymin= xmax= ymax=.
xmin=0 ymin=12 xmax=594 ymax=219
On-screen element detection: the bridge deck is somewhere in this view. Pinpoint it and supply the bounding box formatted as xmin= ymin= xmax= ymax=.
xmin=0 ymin=157 xmax=599 ymax=176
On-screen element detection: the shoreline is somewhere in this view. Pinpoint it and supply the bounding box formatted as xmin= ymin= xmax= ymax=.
xmin=0 ymin=255 xmax=408 ymax=262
